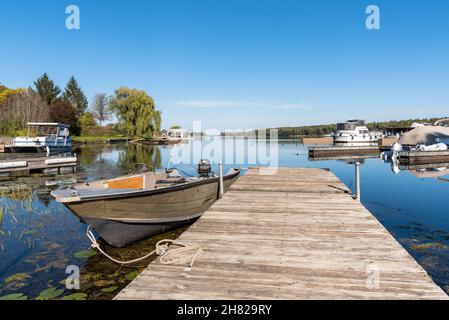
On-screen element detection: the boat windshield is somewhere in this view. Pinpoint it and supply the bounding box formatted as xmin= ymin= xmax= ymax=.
xmin=26 ymin=124 xmax=69 ymax=138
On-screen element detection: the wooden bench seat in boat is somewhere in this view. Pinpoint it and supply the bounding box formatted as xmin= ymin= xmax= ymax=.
xmin=106 ymin=173 xmax=156 ymax=190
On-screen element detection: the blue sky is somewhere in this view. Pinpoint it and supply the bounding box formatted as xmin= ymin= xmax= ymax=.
xmin=1 ymin=0 xmax=448 ymax=130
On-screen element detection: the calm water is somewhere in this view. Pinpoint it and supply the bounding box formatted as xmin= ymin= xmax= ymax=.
xmin=1 ymin=139 xmax=449 ymax=299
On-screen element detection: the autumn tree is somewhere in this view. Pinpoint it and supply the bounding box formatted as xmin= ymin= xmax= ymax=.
xmin=109 ymin=86 xmax=161 ymax=139
xmin=49 ymin=100 xmax=78 ymax=129
xmin=90 ymin=93 xmax=111 ymax=126
xmin=34 ymin=73 xmax=61 ymax=105
xmin=0 ymin=89 xmax=50 ymax=135
xmin=63 ymin=76 xmax=88 ymax=115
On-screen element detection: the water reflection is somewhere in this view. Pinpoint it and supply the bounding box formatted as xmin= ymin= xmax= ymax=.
xmin=74 ymin=143 xmax=162 ymax=181
xmin=1 ymin=140 xmax=449 ymax=299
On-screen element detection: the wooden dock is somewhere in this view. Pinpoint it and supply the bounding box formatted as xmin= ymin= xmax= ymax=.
xmin=399 ymin=150 xmax=449 ymax=165
xmin=0 ymin=155 xmax=77 ymax=176
xmin=309 ymin=146 xmax=382 ymax=158
xmin=302 ymin=137 xmax=333 ymax=145
xmin=115 ymin=167 xmax=447 ymax=300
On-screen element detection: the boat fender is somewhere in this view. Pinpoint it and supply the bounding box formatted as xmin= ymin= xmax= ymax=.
xmin=391 ymin=142 xmax=403 ymax=153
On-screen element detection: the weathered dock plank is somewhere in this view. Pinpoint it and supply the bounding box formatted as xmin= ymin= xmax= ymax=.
xmin=115 ymin=167 xmax=447 ymax=300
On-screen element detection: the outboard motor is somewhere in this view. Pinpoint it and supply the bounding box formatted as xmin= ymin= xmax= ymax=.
xmin=198 ymin=159 xmax=212 ymax=177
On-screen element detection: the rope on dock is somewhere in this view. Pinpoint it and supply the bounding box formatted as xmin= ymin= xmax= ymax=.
xmin=86 ymin=226 xmax=202 ymax=267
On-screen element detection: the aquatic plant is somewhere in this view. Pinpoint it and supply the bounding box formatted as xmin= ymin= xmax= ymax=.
xmin=411 ymin=242 xmax=449 ymax=252
xmin=100 ymin=286 xmax=118 ymax=293
xmin=125 ymin=271 xmax=139 ymax=281
xmin=4 ymin=273 xmax=30 ymax=284
xmin=36 ymin=288 xmax=65 ymax=300
xmin=0 ymin=293 xmax=28 ymax=300
xmin=74 ymin=249 xmax=97 ymax=259
xmin=60 ymin=293 xmax=88 ymax=300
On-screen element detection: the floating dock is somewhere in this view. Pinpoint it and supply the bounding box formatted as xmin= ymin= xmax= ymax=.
xmin=399 ymin=150 xmax=449 ymax=165
xmin=0 ymin=155 xmax=77 ymax=176
xmin=308 ymin=154 xmax=379 ymax=162
xmin=309 ymin=146 xmax=383 ymax=158
xmin=140 ymin=139 xmax=181 ymax=145
xmin=115 ymin=167 xmax=447 ymax=300
xmin=107 ymin=138 xmax=129 ymax=144
xmin=302 ymin=137 xmax=333 ymax=145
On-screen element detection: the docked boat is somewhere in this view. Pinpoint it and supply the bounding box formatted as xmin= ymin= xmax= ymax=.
xmin=5 ymin=122 xmax=72 ymax=154
xmin=51 ymin=161 xmax=241 ymax=247
xmin=333 ymin=120 xmax=383 ymax=146
xmin=396 ymin=121 xmax=449 ymax=149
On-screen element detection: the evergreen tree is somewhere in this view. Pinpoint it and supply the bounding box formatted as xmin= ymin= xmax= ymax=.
xmin=34 ymin=73 xmax=61 ymax=105
xmin=63 ymin=76 xmax=88 ymax=115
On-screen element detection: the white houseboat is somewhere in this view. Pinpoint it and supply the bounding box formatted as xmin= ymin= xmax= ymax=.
xmin=6 ymin=123 xmax=72 ymax=154
xmin=163 ymin=128 xmax=191 ymax=142
xmin=333 ymin=120 xmax=383 ymax=146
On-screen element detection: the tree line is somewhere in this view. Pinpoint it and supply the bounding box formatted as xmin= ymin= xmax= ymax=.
xmin=0 ymin=75 xmax=162 ymax=139
xmin=258 ymin=118 xmax=447 ymax=138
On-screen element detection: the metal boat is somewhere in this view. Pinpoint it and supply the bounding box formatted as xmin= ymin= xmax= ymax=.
xmin=51 ymin=161 xmax=241 ymax=247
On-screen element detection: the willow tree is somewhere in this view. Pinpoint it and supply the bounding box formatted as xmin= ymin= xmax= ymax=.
xmin=109 ymin=86 xmax=161 ymax=139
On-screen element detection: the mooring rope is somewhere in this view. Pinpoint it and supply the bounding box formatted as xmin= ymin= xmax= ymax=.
xmin=86 ymin=226 xmax=202 ymax=267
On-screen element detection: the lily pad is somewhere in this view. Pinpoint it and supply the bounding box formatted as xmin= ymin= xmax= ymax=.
xmin=125 ymin=271 xmax=139 ymax=281
xmin=411 ymin=242 xmax=449 ymax=251
xmin=23 ymin=230 xmax=37 ymax=235
xmin=36 ymin=288 xmax=65 ymax=300
xmin=4 ymin=273 xmax=30 ymax=283
xmin=100 ymin=286 xmax=118 ymax=293
xmin=74 ymin=249 xmax=97 ymax=259
xmin=61 ymin=293 xmax=88 ymax=300
xmin=0 ymin=293 xmax=28 ymax=300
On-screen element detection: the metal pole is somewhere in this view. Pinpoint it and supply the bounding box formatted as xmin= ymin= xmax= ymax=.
xmin=355 ymin=162 xmax=360 ymax=201
xmin=219 ymin=161 xmax=224 ymax=199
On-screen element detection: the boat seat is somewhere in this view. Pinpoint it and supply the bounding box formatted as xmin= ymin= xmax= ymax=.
xmin=106 ymin=175 xmax=144 ymax=189
xmin=104 ymin=173 xmax=157 ymax=190
xmin=143 ymin=172 xmax=156 ymax=189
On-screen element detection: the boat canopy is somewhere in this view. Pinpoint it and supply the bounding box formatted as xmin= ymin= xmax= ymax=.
xmin=398 ymin=126 xmax=449 ymax=146
xmin=336 ymin=120 xmax=366 ymax=131
xmin=27 ymin=122 xmax=70 ymax=128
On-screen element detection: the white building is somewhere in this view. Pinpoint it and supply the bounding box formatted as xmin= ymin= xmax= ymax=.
xmin=165 ymin=128 xmax=191 ymax=141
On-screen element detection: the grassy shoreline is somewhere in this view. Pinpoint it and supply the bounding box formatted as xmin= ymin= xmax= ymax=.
xmin=72 ymin=136 xmax=129 ymax=144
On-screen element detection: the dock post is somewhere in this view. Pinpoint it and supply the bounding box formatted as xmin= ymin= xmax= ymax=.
xmin=355 ymin=161 xmax=361 ymax=201
xmin=219 ymin=161 xmax=224 ymax=198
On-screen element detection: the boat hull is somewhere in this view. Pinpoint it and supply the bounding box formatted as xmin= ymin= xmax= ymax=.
xmin=62 ymin=169 xmax=240 ymax=246
xmin=81 ymin=217 xmax=197 ymax=247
